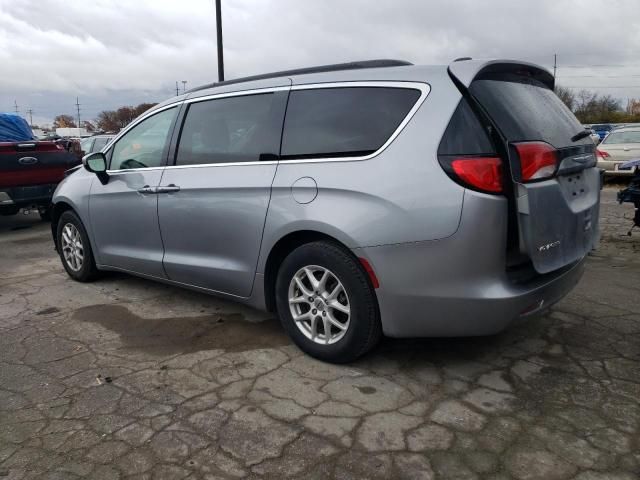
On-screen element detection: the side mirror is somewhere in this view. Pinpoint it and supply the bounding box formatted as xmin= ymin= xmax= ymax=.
xmin=82 ymin=152 xmax=109 ymax=184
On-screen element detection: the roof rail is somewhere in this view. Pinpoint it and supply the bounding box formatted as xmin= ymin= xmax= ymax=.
xmin=187 ymin=59 xmax=413 ymax=93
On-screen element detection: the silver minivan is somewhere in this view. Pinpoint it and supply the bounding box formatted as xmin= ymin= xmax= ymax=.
xmin=52 ymin=59 xmax=600 ymax=362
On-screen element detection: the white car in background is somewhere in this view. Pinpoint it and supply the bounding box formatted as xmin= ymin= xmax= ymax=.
xmin=597 ymin=127 xmax=640 ymax=176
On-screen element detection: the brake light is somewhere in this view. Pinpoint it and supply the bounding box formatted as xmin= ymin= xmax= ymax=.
xmin=597 ymin=149 xmax=610 ymax=159
xmin=450 ymin=157 xmax=503 ymax=193
xmin=514 ymin=142 xmax=558 ymax=182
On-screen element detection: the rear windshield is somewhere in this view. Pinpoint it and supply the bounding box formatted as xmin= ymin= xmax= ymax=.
xmin=470 ymin=73 xmax=586 ymax=148
xmin=601 ymin=131 xmax=640 ymax=144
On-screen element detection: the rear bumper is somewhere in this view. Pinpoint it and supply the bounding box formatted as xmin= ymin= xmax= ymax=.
xmin=354 ymin=190 xmax=587 ymax=338
xmin=0 ymin=184 xmax=57 ymax=208
xmin=597 ymin=160 xmax=635 ymax=176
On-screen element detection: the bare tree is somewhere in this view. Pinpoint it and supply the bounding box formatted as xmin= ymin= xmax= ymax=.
xmin=554 ymin=85 xmax=575 ymax=111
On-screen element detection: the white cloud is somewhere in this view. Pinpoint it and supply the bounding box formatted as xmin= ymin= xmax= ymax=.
xmin=2 ymin=0 xmax=640 ymax=121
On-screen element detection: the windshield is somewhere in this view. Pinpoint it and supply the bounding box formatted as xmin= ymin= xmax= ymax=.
xmin=602 ymin=131 xmax=640 ymax=144
xmin=592 ymin=124 xmax=612 ymax=131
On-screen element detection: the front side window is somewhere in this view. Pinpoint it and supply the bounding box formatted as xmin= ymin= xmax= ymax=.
xmin=92 ymin=137 xmax=111 ymax=152
xmin=110 ymin=107 xmax=177 ymax=170
xmin=281 ymin=87 xmax=421 ymax=159
xmin=175 ymin=93 xmax=283 ymax=166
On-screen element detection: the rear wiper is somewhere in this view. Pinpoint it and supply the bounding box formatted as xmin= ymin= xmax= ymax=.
xmin=571 ymin=130 xmax=591 ymax=142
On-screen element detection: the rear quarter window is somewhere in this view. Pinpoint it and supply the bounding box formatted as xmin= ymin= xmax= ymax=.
xmin=438 ymin=98 xmax=496 ymax=155
xmin=281 ymin=87 xmax=421 ymax=159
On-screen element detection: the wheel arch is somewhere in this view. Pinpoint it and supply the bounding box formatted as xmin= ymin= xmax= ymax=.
xmin=262 ymin=229 xmax=375 ymax=313
xmin=51 ymin=201 xmax=75 ymax=250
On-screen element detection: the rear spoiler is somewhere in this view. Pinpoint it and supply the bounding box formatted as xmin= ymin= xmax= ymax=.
xmin=448 ymin=59 xmax=555 ymax=90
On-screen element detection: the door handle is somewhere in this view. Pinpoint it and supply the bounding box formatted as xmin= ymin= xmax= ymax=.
xmin=156 ymin=184 xmax=181 ymax=194
xmin=137 ymin=185 xmax=157 ymax=194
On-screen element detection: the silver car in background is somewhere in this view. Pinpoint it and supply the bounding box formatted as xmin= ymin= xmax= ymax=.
xmin=51 ymin=59 xmax=600 ymax=363
xmin=597 ymin=127 xmax=640 ymax=177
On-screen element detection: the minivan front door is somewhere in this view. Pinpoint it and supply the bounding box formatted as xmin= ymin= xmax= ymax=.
xmin=157 ymin=88 xmax=288 ymax=297
xmin=90 ymin=106 xmax=179 ymax=277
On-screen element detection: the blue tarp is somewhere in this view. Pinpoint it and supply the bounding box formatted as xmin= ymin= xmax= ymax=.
xmin=0 ymin=113 xmax=34 ymax=142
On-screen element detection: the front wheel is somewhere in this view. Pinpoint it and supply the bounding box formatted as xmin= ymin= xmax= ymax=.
xmin=56 ymin=210 xmax=99 ymax=282
xmin=275 ymin=241 xmax=381 ymax=363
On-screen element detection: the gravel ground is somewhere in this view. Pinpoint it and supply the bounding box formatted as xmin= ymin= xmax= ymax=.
xmin=0 ymin=187 xmax=638 ymax=480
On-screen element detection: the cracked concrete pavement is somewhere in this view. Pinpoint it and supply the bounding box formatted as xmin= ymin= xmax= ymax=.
xmin=0 ymin=187 xmax=639 ymax=479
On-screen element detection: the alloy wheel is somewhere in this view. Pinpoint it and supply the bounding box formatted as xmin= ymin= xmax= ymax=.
xmin=61 ymin=223 xmax=84 ymax=272
xmin=288 ymin=265 xmax=351 ymax=345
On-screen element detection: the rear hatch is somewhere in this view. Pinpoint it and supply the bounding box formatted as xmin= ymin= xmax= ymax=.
xmin=449 ymin=60 xmax=600 ymax=274
xmin=0 ymin=141 xmax=78 ymax=188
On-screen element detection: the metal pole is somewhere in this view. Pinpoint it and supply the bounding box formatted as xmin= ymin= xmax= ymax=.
xmin=76 ymin=97 xmax=81 ymax=136
xmin=182 ymin=80 xmax=187 ymax=93
xmin=27 ymin=109 xmax=33 ymax=127
xmin=215 ymin=0 xmax=225 ymax=82
xmin=176 ymin=81 xmax=180 ymax=96
xmin=14 ymin=100 xmax=18 ymax=114
xmin=553 ymin=53 xmax=557 ymax=79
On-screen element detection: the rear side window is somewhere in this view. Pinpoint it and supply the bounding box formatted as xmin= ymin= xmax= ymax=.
xmin=470 ymin=74 xmax=584 ymax=149
xmin=281 ymin=87 xmax=421 ymax=159
xmin=438 ymin=98 xmax=496 ymax=155
xmin=176 ymin=93 xmax=284 ymax=166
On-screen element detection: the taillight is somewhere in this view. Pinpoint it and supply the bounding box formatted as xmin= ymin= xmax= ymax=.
xmin=449 ymin=157 xmax=503 ymax=194
xmin=514 ymin=142 xmax=558 ymax=182
xmin=597 ymin=149 xmax=610 ymax=159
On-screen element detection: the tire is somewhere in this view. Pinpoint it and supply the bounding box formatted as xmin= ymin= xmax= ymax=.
xmin=0 ymin=206 xmax=20 ymax=216
xmin=275 ymin=241 xmax=381 ymax=363
xmin=39 ymin=206 xmax=52 ymax=222
xmin=56 ymin=210 xmax=99 ymax=282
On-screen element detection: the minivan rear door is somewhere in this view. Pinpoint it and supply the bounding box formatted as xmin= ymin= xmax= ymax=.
xmin=449 ymin=61 xmax=600 ymax=274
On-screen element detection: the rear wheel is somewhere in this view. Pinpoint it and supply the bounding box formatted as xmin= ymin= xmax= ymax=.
xmin=275 ymin=241 xmax=381 ymax=363
xmin=57 ymin=210 xmax=99 ymax=282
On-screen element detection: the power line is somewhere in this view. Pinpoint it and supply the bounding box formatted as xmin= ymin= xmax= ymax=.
xmin=564 ymin=86 xmax=640 ymax=89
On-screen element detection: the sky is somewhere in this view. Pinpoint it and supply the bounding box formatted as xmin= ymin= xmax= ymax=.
xmin=1 ymin=0 xmax=640 ymax=126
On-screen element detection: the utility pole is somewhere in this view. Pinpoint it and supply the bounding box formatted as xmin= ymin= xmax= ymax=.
xmin=75 ymin=97 xmax=81 ymax=135
xmin=182 ymin=80 xmax=187 ymax=93
xmin=176 ymin=81 xmax=180 ymax=96
xmin=553 ymin=53 xmax=557 ymax=80
xmin=27 ymin=109 xmax=33 ymax=127
xmin=215 ymin=0 xmax=225 ymax=82
xmin=14 ymin=100 xmax=18 ymax=114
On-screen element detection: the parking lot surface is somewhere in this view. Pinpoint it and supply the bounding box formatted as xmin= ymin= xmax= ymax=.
xmin=0 ymin=188 xmax=638 ymax=480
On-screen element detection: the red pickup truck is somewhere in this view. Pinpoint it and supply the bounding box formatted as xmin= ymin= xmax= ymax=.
xmin=0 ymin=114 xmax=80 ymax=220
